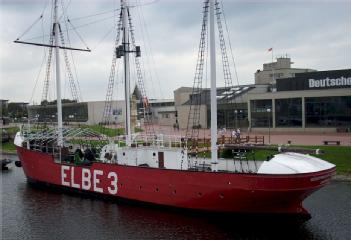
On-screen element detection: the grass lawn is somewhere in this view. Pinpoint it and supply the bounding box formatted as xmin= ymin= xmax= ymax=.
xmin=308 ymin=146 xmax=351 ymax=175
xmin=1 ymin=142 xmax=17 ymax=153
xmin=1 ymin=126 xmax=19 ymax=153
xmin=82 ymin=125 xmax=124 ymax=137
xmin=83 ymin=125 xmax=143 ymax=137
xmin=3 ymin=126 xmax=20 ymax=135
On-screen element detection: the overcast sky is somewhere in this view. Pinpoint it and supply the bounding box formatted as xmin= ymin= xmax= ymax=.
xmin=1 ymin=0 xmax=350 ymax=103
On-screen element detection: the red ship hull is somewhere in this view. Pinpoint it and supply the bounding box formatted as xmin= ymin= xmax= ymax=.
xmin=16 ymin=146 xmax=335 ymax=216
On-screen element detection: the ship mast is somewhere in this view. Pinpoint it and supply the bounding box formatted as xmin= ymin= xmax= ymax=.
xmin=54 ymin=0 xmax=63 ymax=147
xmin=122 ymin=0 xmax=132 ymax=146
xmin=14 ymin=0 xmax=90 ymax=150
xmin=209 ymin=0 xmax=218 ymax=171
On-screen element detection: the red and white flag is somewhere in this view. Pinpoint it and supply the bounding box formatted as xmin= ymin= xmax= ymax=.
xmin=268 ymin=47 xmax=273 ymax=52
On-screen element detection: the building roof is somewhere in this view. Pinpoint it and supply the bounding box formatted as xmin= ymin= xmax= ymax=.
xmin=183 ymin=85 xmax=256 ymax=105
xmin=148 ymin=99 xmax=174 ymax=103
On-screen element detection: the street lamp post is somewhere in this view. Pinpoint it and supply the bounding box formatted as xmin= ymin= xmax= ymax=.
xmin=267 ymin=108 xmax=271 ymax=144
xmin=239 ymin=110 xmax=242 ymax=129
xmin=68 ymin=114 xmax=74 ymax=125
xmin=234 ymin=109 xmax=238 ymax=129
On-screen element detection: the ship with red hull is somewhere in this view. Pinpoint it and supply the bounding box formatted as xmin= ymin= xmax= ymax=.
xmin=14 ymin=0 xmax=336 ymax=221
xmin=16 ymin=145 xmax=335 ymax=217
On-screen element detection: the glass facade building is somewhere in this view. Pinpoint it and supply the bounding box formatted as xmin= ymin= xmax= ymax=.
xmin=305 ymin=96 xmax=351 ymax=127
xmin=249 ymin=96 xmax=351 ymax=129
xmin=248 ymin=69 xmax=351 ymax=131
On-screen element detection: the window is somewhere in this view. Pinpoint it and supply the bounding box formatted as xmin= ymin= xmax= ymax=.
xmin=250 ymin=100 xmax=272 ymax=127
xmin=275 ymin=98 xmax=302 ymax=127
xmin=305 ymin=96 xmax=351 ymax=127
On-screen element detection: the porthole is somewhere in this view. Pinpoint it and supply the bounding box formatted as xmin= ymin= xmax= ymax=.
xmin=156 ymin=187 xmax=159 ymax=192
xmin=139 ymin=186 xmax=142 ymax=190
xmin=219 ymin=193 xmax=224 ymax=199
xmin=198 ymin=192 xmax=202 ymax=197
xmin=153 ymin=152 xmax=156 ymax=156
xmin=123 ymin=152 xmax=125 ymax=156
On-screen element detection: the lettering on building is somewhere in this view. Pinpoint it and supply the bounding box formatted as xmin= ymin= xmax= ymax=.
xmin=309 ymin=77 xmax=351 ymax=88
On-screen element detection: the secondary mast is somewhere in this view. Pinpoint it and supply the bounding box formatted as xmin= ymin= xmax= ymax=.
xmin=209 ymin=0 xmax=218 ymax=171
xmin=14 ymin=0 xmax=90 ymax=152
xmin=122 ymin=0 xmax=132 ymax=146
xmin=54 ymin=0 xmax=63 ymax=147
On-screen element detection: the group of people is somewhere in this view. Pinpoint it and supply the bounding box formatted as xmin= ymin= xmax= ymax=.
xmin=220 ymin=128 xmax=241 ymax=142
xmin=232 ymin=128 xmax=241 ymax=143
xmin=73 ymin=147 xmax=96 ymax=165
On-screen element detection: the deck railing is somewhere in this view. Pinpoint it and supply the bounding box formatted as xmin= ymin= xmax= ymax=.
xmin=114 ymin=134 xmax=187 ymax=149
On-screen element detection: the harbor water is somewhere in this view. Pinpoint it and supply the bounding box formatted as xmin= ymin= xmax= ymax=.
xmin=1 ymin=155 xmax=351 ymax=240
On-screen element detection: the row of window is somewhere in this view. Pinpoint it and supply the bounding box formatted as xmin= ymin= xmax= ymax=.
xmin=28 ymin=103 xmax=89 ymax=122
xmin=251 ymin=96 xmax=351 ymax=127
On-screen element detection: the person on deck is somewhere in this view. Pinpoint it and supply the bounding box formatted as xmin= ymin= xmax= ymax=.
xmin=74 ymin=149 xmax=84 ymax=165
xmin=236 ymin=128 xmax=241 ymax=143
xmin=232 ymin=129 xmax=237 ymax=143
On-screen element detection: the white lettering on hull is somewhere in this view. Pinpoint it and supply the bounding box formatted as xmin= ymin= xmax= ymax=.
xmin=60 ymin=166 xmax=118 ymax=195
xmin=71 ymin=167 xmax=81 ymax=189
xmin=61 ymin=165 xmax=70 ymax=186
xmin=93 ymin=170 xmax=104 ymax=193
xmin=107 ymin=172 xmax=118 ymax=195
xmin=81 ymin=168 xmax=91 ymax=190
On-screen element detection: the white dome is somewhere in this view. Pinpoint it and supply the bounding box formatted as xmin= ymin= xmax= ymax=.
xmin=257 ymin=152 xmax=335 ymax=174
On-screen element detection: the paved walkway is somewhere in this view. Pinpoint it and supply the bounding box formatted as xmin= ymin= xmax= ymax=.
xmin=148 ymin=125 xmax=351 ymax=146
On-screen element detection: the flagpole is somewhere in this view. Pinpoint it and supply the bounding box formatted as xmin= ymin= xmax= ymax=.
xmin=271 ymin=48 xmax=274 ymax=84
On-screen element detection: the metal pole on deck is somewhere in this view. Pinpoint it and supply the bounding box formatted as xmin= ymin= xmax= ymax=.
xmin=54 ymin=0 xmax=63 ymax=149
xmin=209 ymin=0 xmax=218 ymax=171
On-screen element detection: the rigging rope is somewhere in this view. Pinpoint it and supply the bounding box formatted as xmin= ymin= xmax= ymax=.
xmin=16 ymin=0 xmax=48 ymax=41
xmin=186 ymin=0 xmax=209 ymax=142
xmin=128 ymin=9 xmax=155 ymax=135
xmin=68 ymin=8 xmax=121 ymax=21
xmin=186 ymin=0 xmax=244 ymax=147
xmin=66 ymin=19 xmax=90 ymax=50
xmin=59 ymin=25 xmax=80 ymax=102
xmin=90 ymin=25 xmax=115 ymax=50
xmin=219 ymin=0 xmax=245 ymax=130
xmin=20 ymin=15 xmax=116 ymax=43
xmin=64 ymin=18 xmax=84 ymax=101
xmin=29 ymin=16 xmax=48 ymax=105
xmin=135 ymin=0 xmax=163 ymax=99
xmin=41 ymin=32 xmax=54 ymax=103
xmin=101 ymin=10 xmax=123 ymax=128
xmin=220 ymin=0 xmax=240 ymax=87
xmin=215 ymin=0 xmax=236 ymax=129
xmin=16 ymin=15 xmax=43 ymax=41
